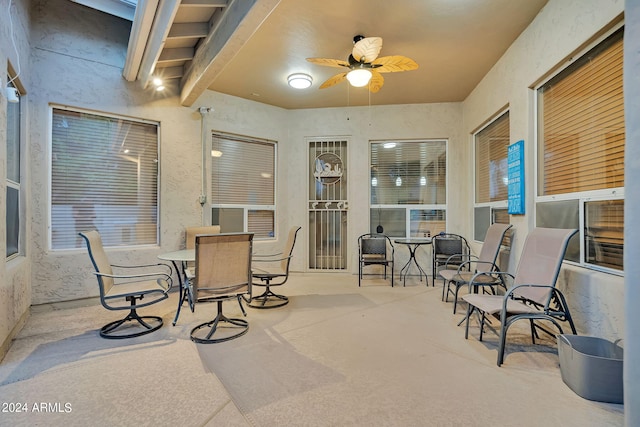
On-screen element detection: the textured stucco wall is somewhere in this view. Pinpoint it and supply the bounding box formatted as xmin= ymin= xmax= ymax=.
xmin=461 ymin=0 xmax=625 ymax=340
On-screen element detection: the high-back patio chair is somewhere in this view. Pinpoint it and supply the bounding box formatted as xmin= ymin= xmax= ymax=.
xmin=432 ymin=233 xmax=470 ymax=287
xmin=462 ymin=227 xmax=578 ymax=366
xmin=190 ymin=233 xmax=253 ymax=343
xmin=249 ymin=226 xmax=301 ymax=308
xmin=440 ymin=223 xmax=513 ymax=313
xmin=184 ymin=225 xmax=221 ymax=278
xmin=358 ymin=233 xmax=395 ymax=287
xmin=79 ymin=230 xmax=172 ymax=339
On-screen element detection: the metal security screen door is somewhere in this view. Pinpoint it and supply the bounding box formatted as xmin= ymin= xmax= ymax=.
xmin=308 ymin=139 xmax=348 ymax=270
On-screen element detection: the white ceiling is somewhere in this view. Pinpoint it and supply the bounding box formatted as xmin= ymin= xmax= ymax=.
xmin=77 ymin=0 xmax=549 ymax=109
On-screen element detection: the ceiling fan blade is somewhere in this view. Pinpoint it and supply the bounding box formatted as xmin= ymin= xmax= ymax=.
xmin=306 ymin=57 xmax=350 ymax=68
xmin=368 ymin=70 xmax=384 ymax=93
xmin=352 ymin=37 xmax=383 ymax=62
xmin=372 ymin=55 xmax=419 ymax=72
xmin=319 ymin=72 xmax=348 ymax=89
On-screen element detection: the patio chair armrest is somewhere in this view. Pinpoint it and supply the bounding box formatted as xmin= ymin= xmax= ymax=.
xmin=112 ymin=262 xmax=173 ymax=276
xmin=94 ymin=271 xmax=173 ymax=290
xmin=468 ymin=270 xmax=514 ymax=291
xmin=252 ymin=251 xmax=284 ymax=258
xmin=252 ymin=255 xmax=292 ymax=263
xmin=455 ymin=258 xmax=494 ymax=273
xmin=499 ymin=283 xmax=554 ymax=312
xmin=444 ymin=254 xmax=476 ymax=268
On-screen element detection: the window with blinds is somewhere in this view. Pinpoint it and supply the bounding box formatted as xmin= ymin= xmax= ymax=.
xmin=538 ymin=28 xmax=624 ymax=195
xmin=51 ymin=108 xmax=159 ymax=250
xmin=475 ymin=111 xmax=509 ymax=203
xmin=370 ymin=140 xmax=447 ymax=237
xmin=210 ymin=132 xmax=276 ymax=239
xmin=536 ymin=26 xmax=624 ymax=272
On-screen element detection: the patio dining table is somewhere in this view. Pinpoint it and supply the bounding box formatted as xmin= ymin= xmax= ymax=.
xmin=393 ymin=238 xmax=432 ymax=286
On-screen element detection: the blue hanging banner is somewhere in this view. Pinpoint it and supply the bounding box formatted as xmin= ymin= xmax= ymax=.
xmin=508 ymin=140 xmax=525 ymax=215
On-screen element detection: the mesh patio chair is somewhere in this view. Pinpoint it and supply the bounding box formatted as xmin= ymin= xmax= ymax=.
xmin=358 ymin=233 xmax=395 ymax=287
xmin=79 ymin=230 xmax=172 ymax=339
xmin=462 ymin=227 xmax=578 ymax=366
xmin=190 ymin=233 xmax=253 ymax=343
xmin=249 ymin=226 xmax=301 ymax=308
xmin=431 ymin=233 xmax=470 ymax=287
xmin=185 ymin=225 xmax=221 ymax=278
xmin=440 ymin=223 xmax=513 ymax=314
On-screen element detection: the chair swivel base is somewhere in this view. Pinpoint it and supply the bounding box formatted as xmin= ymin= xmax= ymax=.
xmin=100 ymin=309 xmax=163 ymax=339
xmin=190 ymin=314 xmax=249 ymax=344
xmin=246 ymin=288 xmax=289 ymax=309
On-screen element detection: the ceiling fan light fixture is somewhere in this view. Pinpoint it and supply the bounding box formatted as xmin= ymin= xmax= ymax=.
xmin=346 ymin=68 xmax=372 ymax=87
xmin=288 ymin=73 xmax=313 ymax=89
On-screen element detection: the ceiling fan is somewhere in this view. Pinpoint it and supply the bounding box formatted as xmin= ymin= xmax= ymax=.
xmin=306 ymin=35 xmax=418 ymax=93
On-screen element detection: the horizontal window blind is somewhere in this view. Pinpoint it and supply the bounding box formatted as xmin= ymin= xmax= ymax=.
xmin=211 ymin=133 xmax=275 ymax=205
xmin=248 ymin=210 xmax=275 ymax=239
xmin=370 ymin=141 xmax=446 ymax=205
xmin=475 ymin=111 xmax=509 ymax=203
xmin=538 ymin=28 xmax=624 ymax=196
xmin=51 ymin=108 xmax=159 ymax=249
xmin=585 ymin=199 xmax=623 ymax=270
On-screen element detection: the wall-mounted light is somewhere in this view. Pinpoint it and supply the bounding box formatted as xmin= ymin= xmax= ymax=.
xmin=395 ymin=177 xmax=402 ymax=186
xmin=346 ymin=69 xmax=372 ymax=87
xmin=287 ymin=73 xmax=313 ymax=89
xmin=152 ymin=77 xmax=165 ymax=91
xmin=371 ymin=177 xmax=378 ymax=187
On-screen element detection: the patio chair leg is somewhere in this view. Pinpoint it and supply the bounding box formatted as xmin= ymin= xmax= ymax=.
xmin=464 ymin=305 xmax=473 ymax=339
xmin=452 ymin=286 xmax=461 ymax=314
xmin=497 ymin=320 xmax=511 ymax=366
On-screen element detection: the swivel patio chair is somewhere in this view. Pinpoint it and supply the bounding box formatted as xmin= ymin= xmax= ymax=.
xmin=440 ymin=223 xmax=513 ymax=314
xmin=249 ymin=226 xmax=301 ymax=308
xmin=462 ymin=227 xmax=578 ymax=366
xmin=79 ymin=230 xmax=172 ymax=339
xmin=190 ymin=233 xmax=253 ymax=343
xmin=358 ymin=233 xmax=395 ymax=287
xmin=432 ymin=233 xmax=470 ymax=287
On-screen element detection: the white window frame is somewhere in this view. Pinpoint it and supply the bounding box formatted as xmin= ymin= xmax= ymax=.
xmin=534 ymin=23 xmax=625 ymax=275
xmin=49 ymin=106 xmax=161 ymax=250
xmin=208 ymin=131 xmax=277 ymax=240
xmin=369 ymin=139 xmax=448 ymax=238
xmin=472 ymin=109 xmax=510 ymax=242
xmin=6 ymin=74 xmax=23 ymax=260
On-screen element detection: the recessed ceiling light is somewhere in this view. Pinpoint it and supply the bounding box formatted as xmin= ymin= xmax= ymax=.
xmin=287 ymin=73 xmax=313 ymax=89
